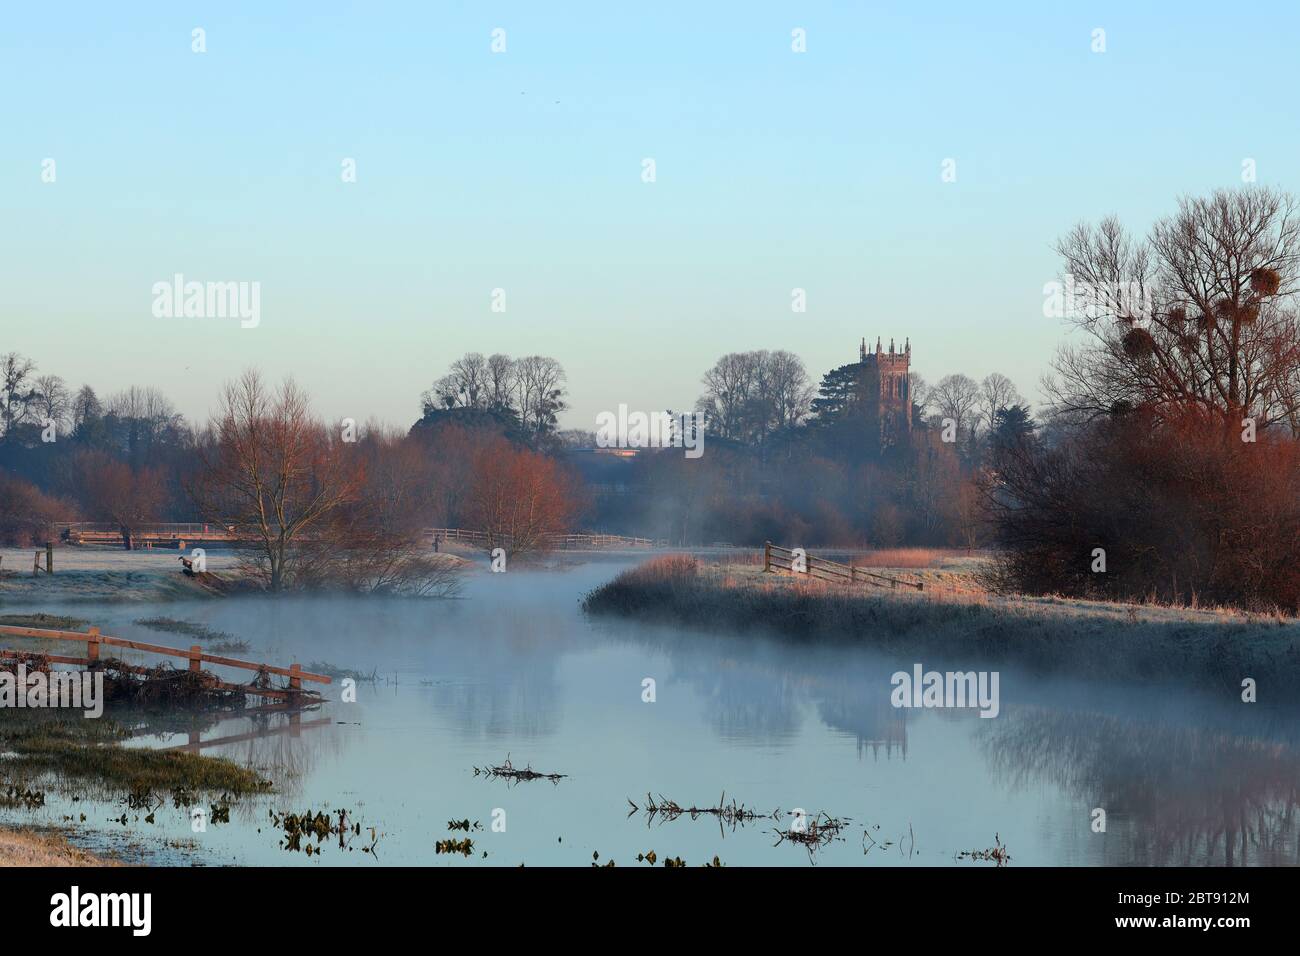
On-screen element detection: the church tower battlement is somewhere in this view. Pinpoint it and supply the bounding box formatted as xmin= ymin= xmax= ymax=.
xmin=858 ymin=336 xmax=912 ymax=447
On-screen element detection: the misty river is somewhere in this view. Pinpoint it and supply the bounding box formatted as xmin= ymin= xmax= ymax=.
xmin=4 ymin=557 xmax=1299 ymax=866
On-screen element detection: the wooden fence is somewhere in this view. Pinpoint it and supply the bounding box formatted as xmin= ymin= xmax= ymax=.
xmin=0 ymin=624 xmax=331 ymax=702
xmin=426 ymin=528 xmax=665 ymax=550
xmin=763 ymin=542 xmax=924 ymax=591
xmin=53 ymin=522 xmax=667 ymax=552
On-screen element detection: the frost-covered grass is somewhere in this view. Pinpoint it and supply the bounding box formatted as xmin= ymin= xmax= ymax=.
xmin=582 ymin=555 xmax=1300 ymax=690
xmin=0 ymin=547 xmax=237 ymax=603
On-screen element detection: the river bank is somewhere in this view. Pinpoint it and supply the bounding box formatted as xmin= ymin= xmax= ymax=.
xmin=0 ymin=546 xmax=479 ymax=604
xmin=0 ymin=704 xmax=273 ymax=867
xmin=0 ymin=827 xmax=121 ymax=866
xmin=582 ymin=556 xmax=1300 ymax=691
xmin=0 ymin=548 xmax=238 ymax=603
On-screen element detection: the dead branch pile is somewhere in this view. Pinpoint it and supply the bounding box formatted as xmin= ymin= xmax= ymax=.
xmin=772 ymin=811 xmax=852 ymax=855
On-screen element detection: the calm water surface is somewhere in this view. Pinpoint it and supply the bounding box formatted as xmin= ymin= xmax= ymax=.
xmin=4 ymin=558 xmax=1298 ymax=866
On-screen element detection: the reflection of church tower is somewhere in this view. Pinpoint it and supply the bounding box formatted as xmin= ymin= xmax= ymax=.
xmin=859 ymin=336 xmax=912 ymax=449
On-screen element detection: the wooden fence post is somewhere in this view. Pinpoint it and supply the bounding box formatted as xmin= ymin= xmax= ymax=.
xmin=33 ymin=551 xmax=40 ymax=576
xmin=87 ymin=626 xmax=100 ymax=663
xmin=289 ymin=663 xmax=302 ymax=693
xmin=764 ymin=541 xmax=772 ymax=573
xmin=45 ymin=542 xmax=53 ymax=574
xmin=189 ymin=645 xmax=202 ymax=673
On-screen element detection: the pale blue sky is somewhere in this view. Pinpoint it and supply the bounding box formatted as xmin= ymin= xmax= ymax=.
xmin=4 ymin=2 xmax=1297 ymax=429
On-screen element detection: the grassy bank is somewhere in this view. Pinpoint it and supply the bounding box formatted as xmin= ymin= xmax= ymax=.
xmin=0 ymin=709 xmax=271 ymax=867
xmin=0 ymin=709 xmax=270 ymax=799
xmin=582 ymin=555 xmax=1300 ymax=690
xmin=0 ymin=827 xmax=120 ymax=867
xmin=0 ymin=547 xmax=235 ymax=603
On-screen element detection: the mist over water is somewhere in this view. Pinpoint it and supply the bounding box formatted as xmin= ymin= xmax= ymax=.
xmin=4 ymin=559 xmax=1298 ymax=866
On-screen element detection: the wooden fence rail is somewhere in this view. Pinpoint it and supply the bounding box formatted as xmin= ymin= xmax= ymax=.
xmin=53 ymin=522 xmax=667 ymax=552
xmin=763 ymin=541 xmax=924 ymax=591
xmin=425 ymin=528 xmax=665 ymax=549
xmin=0 ymin=624 xmax=331 ymax=699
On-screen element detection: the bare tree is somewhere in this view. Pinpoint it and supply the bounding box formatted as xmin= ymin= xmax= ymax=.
xmin=514 ymin=355 xmax=568 ymax=436
xmin=908 ymin=371 xmax=931 ymax=417
xmin=192 ymin=370 xmax=364 ymax=591
xmin=931 ymin=373 xmax=981 ymax=438
xmin=423 ymin=353 xmax=491 ymax=412
xmin=697 ymin=352 xmax=762 ymax=441
xmin=698 ymin=350 xmax=814 ymax=442
xmin=766 ymin=350 xmax=814 ymax=429
xmin=1049 ymin=187 xmax=1300 ymax=431
xmin=32 ymin=375 xmax=70 ymax=434
xmin=71 ymin=385 xmax=102 ymax=432
xmin=979 ymin=373 xmax=1023 ymax=434
xmin=485 ymin=353 xmax=517 ymax=411
xmin=104 ymin=385 xmax=185 ymax=458
xmin=0 ymin=352 xmax=37 ymax=439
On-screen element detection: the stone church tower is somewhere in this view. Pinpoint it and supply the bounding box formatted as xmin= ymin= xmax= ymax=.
xmin=859 ymin=336 xmax=912 ymax=448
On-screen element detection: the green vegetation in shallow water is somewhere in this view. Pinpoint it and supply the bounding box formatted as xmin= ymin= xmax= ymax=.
xmin=0 ymin=711 xmax=270 ymax=798
xmin=133 ymin=617 xmax=238 ymax=644
xmin=0 ymin=613 xmax=89 ymax=631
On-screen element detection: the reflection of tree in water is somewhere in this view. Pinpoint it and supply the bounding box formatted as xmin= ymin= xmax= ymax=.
xmin=701 ymin=667 xmax=802 ymax=742
xmin=616 ymin=625 xmax=906 ymax=749
xmin=982 ymin=708 xmax=1300 ymax=865
xmin=817 ymin=695 xmax=907 ymax=760
xmin=434 ymin=668 xmax=561 ymax=740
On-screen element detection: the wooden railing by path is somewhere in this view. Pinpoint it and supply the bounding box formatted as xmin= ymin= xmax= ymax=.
xmin=763 ymin=542 xmax=924 ymax=591
xmin=55 ymin=522 xmax=667 ymax=552
xmin=426 ymin=528 xmax=666 ymax=550
xmin=0 ymin=624 xmax=331 ymax=701
xmin=58 ymin=522 xmax=246 ymax=549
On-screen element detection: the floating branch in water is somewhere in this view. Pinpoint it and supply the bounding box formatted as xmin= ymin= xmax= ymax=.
xmin=627 ymin=791 xmax=773 ymax=831
xmin=772 ymin=811 xmax=851 ymax=860
xmin=447 ymin=819 xmax=483 ymax=832
xmin=956 ymin=832 xmax=1011 ymax=866
xmin=473 ymin=755 xmax=566 ymax=785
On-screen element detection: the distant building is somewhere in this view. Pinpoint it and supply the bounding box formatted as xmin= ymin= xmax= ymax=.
xmin=859 ymin=336 xmax=912 ymax=448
